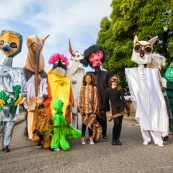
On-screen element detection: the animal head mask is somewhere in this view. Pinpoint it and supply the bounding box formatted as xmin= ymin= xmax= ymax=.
xmin=132 ymin=35 xmax=158 ymax=65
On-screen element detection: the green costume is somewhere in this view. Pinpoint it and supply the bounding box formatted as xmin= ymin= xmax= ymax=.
xmin=163 ymin=62 xmax=173 ymax=131
xmin=51 ymin=98 xmax=81 ymax=151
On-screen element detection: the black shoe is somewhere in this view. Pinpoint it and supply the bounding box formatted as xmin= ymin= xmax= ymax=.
xmin=116 ymin=140 xmax=122 ymax=145
xmin=2 ymin=146 xmax=10 ymax=152
xmin=162 ymin=136 xmax=169 ymax=141
xmin=103 ymin=135 xmax=108 ymax=139
xmin=111 ymin=140 xmax=116 ymax=145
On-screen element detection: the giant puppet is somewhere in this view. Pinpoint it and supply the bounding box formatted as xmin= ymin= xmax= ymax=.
xmin=125 ymin=36 xmax=168 ymax=147
xmin=44 ymin=53 xmax=74 ymax=124
xmin=0 ymin=30 xmax=26 ymax=152
xmin=66 ymin=39 xmax=85 ymax=128
xmin=163 ymin=62 xmax=173 ymax=134
xmin=81 ymin=45 xmax=110 ymax=139
xmin=23 ymin=34 xmax=50 ymax=143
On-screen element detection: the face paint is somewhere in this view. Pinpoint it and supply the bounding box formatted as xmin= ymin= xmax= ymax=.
xmin=89 ymin=51 xmax=103 ymax=67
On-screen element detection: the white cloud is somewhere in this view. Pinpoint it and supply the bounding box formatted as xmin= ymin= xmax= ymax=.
xmin=0 ymin=0 xmax=112 ymax=72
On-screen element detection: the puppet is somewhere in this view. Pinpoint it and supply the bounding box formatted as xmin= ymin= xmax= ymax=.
xmin=23 ymin=34 xmax=50 ymax=146
xmin=66 ymin=39 xmax=85 ymax=128
xmin=81 ymin=45 xmax=110 ymax=139
xmin=163 ymin=62 xmax=173 ymax=134
xmin=50 ymin=98 xmax=81 ymax=151
xmin=0 ymin=30 xmax=26 ymax=152
xmin=125 ymin=36 xmax=168 ymax=147
xmin=44 ymin=53 xmax=74 ymax=124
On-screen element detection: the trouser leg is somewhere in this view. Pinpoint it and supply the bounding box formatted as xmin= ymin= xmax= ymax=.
xmin=140 ymin=129 xmax=151 ymax=143
xmin=27 ymin=111 xmax=34 ymax=140
xmin=97 ymin=111 xmax=107 ymax=135
xmin=2 ymin=121 xmax=15 ymax=147
xmin=72 ymin=112 xmax=77 ymax=128
xmin=150 ymin=131 xmax=163 ymax=145
xmin=88 ymin=128 xmax=92 ymax=137
xmin=82 ymin=123 xmax=86 ymax=137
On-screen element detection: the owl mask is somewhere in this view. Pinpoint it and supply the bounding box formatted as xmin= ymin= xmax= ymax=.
xmin=132 ymin=35 xmax=158 ymax=65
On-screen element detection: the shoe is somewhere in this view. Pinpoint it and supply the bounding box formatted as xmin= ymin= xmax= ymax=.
xmin=2 ymin=146 xmax=10 ymax=152
xmin=116 ymin=140 xmax=122 ymax=145
xmin=162 ymin=136 xmax=169 ymax=141
xmin=37 ymin=144 xmax=42 ymax=148
xmin=143 ymin=141 xmax=149 ymax=146
xmin=156 ymin=143 xmax=164 ymax=147
xmin=88 ymin=137 xmax=94 ymax=145
xmin=103 ymin=135 xmax=108 ymax=139
xmin=81 ymin=137 xmax=86 ymax=145
xmin=111 ymin=139 xmax=116 ymax=145
xmin=50 ymin=148 xmax=60 ymax=152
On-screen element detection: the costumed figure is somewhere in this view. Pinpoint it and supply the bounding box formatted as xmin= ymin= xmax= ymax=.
xmin=50 ymin=98 xmax=82 ymax=151
xmin=163 ymin=62 xmax=173 ymax=134
xmin=148 ymin=54 xmax=172 ymax=141
xmin=44 ymin=53 xmax=74 ymax=124
xmin=0 ymin=30 xmax=26 ymax=152
xmin=107 ymin=75 xmax=130 ymax=145
xmin=125 ymin=36 xmax=169 ymax=147
xmin=23 ymin=34 xmax=52 ymax=149
xmin=66 ymin=39 xmax=85 ymax=128
xmin=81 ymin=45 xmax=110 ymax=139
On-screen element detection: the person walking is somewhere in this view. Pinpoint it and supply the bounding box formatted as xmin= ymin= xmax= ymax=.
xmin=78 ymin=73 xmax=99 ymax=145
xmin=107 ymin=75 xmax=130 ymax=145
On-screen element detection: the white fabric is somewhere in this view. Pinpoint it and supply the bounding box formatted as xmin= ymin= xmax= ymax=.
xmin=141 ymin=129 xmax=163 ymax=146
xmin=125 ymin=67 xmax=168 ymax=135
xmin=26 ymin=75 xmax=48 ymax=101
xmin=66 ymin=66 xmax=85 ymax=114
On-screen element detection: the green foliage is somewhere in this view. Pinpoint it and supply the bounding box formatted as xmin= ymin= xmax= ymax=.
xmin=97 ymin=0 xmax=173 ymax=93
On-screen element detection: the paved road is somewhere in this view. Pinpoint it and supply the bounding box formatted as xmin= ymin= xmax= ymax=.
xmin=0 ymin=116 xmax=173 ymax=173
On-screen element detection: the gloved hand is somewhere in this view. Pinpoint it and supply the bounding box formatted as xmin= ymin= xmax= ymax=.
xmin=127 ymin=111 xmax=130 ymax=117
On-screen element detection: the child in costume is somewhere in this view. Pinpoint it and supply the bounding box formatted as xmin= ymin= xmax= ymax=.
xmin=125 ymin=36 xmax=168 ymax=147
xmin=23 ymin=34 xmax=51 ymax=149
xmin=78 ymin=73 xmax=99 ymax=145
xmin=0 ymin=30 xmax=26 ymax=152
xmin=66 ymin=39 xmax=85 ymax=128
xmin=106 ymin=75 xmax=130 ymax=145
xmin=81 ymin=45 xmax=110 ymax=139
xmin=50 ymin=98 xmax=82 ymax=151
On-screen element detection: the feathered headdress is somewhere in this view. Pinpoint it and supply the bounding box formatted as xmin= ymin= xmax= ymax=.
xmin=48 ymin=53 xmax=69 ymax=68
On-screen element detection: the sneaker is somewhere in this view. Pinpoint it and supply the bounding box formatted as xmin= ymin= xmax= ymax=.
xmin=2 ymin=146 xmax=10 ymax=152
xmin=143 ymin=141 xmax=149 ymax=146
xmin=81 ymin=137 xmax=86 ymax=145
xmin=50 ymin=148 xmax=60 ymax=152
xmin=88 ymin=137 xmax=94 ymax=145
xmin=156 ymin=143 xmax=164 ymax=147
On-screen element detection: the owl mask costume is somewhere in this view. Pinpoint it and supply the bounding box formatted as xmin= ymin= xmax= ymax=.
xmin=125 ymin=36 xmax=168 ymax=147
xmin=0 ymin=30 xmax=26 ymax=152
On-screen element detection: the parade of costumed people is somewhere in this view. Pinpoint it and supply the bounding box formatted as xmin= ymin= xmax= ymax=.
xmin=147 ymin=53 xmax=173 ymax=141
xmin=106 ymin=75 xmax=130 ymax=145
xmin=0 ymin=30 xmax=26 ymax=152
xmin=125 ymin=35 xmax=169 ymax=147
xmin=163 ymin=62 xmax=173 ymax=135
xmin=50 ymin=98 xmax=82 ymax=151
xmin=81 ymin=45 xmax=111 ymax=139
xmin=23 ymin=34 xmax=52 ymax=149
xmin=44 ymin=53 xmax=74 ymax=124
xmin=66 ymin=39 xmax=85 ymax=128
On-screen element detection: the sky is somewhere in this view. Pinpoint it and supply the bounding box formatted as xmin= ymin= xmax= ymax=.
xmin=0 ymin=0 xmax=112 ymax=72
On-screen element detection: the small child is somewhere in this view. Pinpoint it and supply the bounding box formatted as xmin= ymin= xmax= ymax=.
xmin=77 ymin=73 xmax=99 ymax=145
xmin=107 ymin=75 xmax=130 ymax=145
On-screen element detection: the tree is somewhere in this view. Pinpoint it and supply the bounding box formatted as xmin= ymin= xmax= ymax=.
xmin=97 ymin=0 xmax=173 ymax=93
